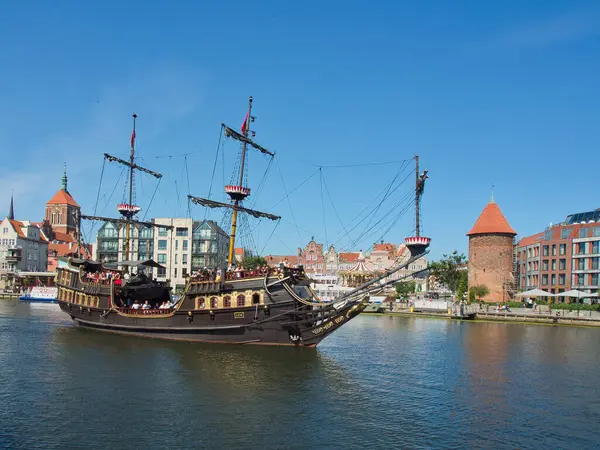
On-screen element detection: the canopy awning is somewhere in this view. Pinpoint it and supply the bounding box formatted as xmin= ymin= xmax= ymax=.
xmin=118 ymin=259 xmax=166 ymax=269
xmin=555 ymin=289 xmax=598 ymax=298
xmin=515 ymin=288 xmax=555 ymax=297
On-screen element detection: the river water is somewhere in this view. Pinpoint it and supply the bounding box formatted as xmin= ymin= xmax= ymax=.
xmin=1 ymin=300 xmax=599 ymax=449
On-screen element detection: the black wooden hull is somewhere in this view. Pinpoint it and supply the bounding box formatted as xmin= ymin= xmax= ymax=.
xmin=58 ymin=299 xmax=366 ymax=347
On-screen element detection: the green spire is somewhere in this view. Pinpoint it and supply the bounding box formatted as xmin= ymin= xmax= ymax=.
xmin=62 ymin=163 xmax=68 ymax=191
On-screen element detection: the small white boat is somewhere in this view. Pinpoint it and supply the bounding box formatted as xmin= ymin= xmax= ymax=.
xmin=19 ymin=286 xmax=58 ymax=303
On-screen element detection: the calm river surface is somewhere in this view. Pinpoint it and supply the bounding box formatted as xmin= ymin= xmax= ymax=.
xmin=1 ymin=300 xmax=599 ymax=449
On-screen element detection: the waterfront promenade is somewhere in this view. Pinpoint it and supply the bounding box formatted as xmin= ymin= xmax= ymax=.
xmin=378 ymin=302 xmax=600 ymax=327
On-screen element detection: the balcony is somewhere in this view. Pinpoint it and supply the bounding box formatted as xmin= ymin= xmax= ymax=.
xmin=6 ymin=248 xmax=22 ymax=262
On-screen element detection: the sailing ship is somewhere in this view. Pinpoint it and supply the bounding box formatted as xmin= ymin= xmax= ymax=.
xmin=54 ymin=97 xmax=431 ymax=346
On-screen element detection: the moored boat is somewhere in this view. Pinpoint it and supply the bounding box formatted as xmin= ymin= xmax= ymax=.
xmin=20 ymin=286 xmax=58 ymax=303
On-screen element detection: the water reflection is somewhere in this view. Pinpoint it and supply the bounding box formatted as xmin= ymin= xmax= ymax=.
xmin=2 ymin=302 xmax=600 ymax=449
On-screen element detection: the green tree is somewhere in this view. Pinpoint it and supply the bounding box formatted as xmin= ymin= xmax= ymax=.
xmin=240 ymin=256 xmax=268 ymax=270
xmin=429 ymin=251 xmax=468 ymax=294
xmin=469 ymin=288 xmax=476 ymax=303
xmin=470 ymin=284 xmax=490 ymax=301
xmin=455 ymin=272 xmax=468 ymax=301
xmin=395 ymin=281 xmax=416 ymax=299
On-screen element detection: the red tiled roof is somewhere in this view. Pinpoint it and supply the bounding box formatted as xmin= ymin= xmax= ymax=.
xmin=46 ymin=189 xmax=79 ymax=207
xmin=339 ymin=252 xmax=360 ymax=263
xmin=8 ymin=219 xmax=26 ymax=238
xmin=264 ymin=255 xmax=299 ymax=266
xmin=234 ymin=248 xmax=244 ymax=255
xmin=517 ymin=232 xmax=544 ymax=247
xmin=53 ymin=231 xmax=76 ymax=243
xmin=467 ymin=201 xmax=516 ymax=236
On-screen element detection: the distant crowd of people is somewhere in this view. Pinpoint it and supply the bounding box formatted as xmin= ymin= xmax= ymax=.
xmin=188 ymin=261 xmax=304 ymax=282
xmin=128 ymin=299 xmax=175 ymax=311
xmin=83 ymin=270 xmax=121 ymax=285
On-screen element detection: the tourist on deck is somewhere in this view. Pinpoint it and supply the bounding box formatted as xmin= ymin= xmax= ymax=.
xmin=142 ymin=301 xmax=151 ymax=310
xmin=158 ymin=301 xmax=168 ymax=309
xmin=132 ymin=300 xmax=141 ymax=310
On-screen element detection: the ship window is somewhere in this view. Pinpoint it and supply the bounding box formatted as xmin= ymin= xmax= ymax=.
xmin=252 ymin=293 xmax=260 ymax=305
xmin=223 ymin=296 xmax=231 ymax=308
xmin=210 ymin=297 xmax=218 ymax=309
xmin=197 ymin=297 xmax=205 ymax=309
xmin=237 ymin=295 xmax=246 ymax=307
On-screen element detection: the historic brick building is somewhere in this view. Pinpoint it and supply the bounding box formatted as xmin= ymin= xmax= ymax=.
xmin=467 ymin=198 xmax=517 ymax=302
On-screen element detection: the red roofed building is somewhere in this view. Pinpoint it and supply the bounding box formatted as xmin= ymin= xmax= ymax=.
xmin=264 ymin=254 xmax=300 ymax=268
xmin=467 ymin=197 xmax=517 ymax=302
xmin=43 ymin=168 xmax=91 ymax=270
xmin=44 ymin=168 xmax=80 ymax=237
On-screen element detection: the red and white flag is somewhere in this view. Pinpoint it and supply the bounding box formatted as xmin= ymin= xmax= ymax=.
xmin=130 ymin=129 xmax=136 ymax=148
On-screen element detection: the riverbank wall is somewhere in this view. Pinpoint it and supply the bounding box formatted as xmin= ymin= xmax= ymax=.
xmin=366 ymin=306 xmax=600 ymax=327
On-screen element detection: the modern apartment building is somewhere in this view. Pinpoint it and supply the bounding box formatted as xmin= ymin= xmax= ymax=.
xmin=95 ymin=218 xmax=229 ymax=292
xmin=516 ymin=208 xmax=600 ymax=298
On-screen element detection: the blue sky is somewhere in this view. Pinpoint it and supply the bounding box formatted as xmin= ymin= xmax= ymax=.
xmin=1 ymin=1 xmax=599 ymax=260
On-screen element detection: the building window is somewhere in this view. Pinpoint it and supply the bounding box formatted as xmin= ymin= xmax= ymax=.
xmin=579 ymin=243 xmax=586 ymax=255
xmin=542 ymin=260 xmax=549 ymax=271
xmin=594 ymin=227 xmax=600 ymax=237
xmin=158 ymin=240 xmax=167 ymax=250
xmin=236 ymin=295 xmax=245 ymax=307
xmin=175 ymin=254 xmax=178 ymax=264
xmin=561 ymin=228 xmax=570 ymax=239
xmin=158 ymin=267 xmax=166 ymax=277
xmin=551 ymin=245 xmax=556 ymax=256
xmin=578 ymin=275 xmax=584 ymax=286
xmin=174 ymin=268 xmax=177 ymax=277
xmin=559 ymin=244 xmax=566 ymax=255
xmin=578 ymin=259 xmax=585 ymax=271
xmin=559 ymin=274 xmax=566 ymax=285
xmin=592 ymin=274 xmax=599 ymax=286
xmin=223 ymin=296 xmax=231 ymax=308
xmin=542 ymin=274 xmax=548 ymax=285
xmin=175 ymin=240 xmax=179 ymax=250
xmin=157 ymin=253 xmax=167 ymax=264
xmin=176 ymin=227 xmax=188 ymax=237
xmin=592 ymin=258 xmax=599 ymax=270
xmin=559 ymin=259 xmax=566 ymax=270
xmin=543 ymin=245 xmax=549 ymax=256
xmin=579 ymin=228 xmax=588 ymax=238
xmin=182 ymin=268 xmax=187 ymax=277
xmin=158 ymin=227 xmax=168 ymax=237
xmin=183 ymin=240 xmax=188 ymax=251
xmin=551 ymin=274 xmax=556 ymax=285
xmin=551 ymin=260 xmax=556 ymax=270
xmin=182 ymin=254 xmax=188 ymax=264
xmin=593 ymin=241 xmax=600 ymax=254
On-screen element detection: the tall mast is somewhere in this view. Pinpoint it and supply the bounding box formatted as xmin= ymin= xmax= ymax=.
xmin=415 ymin=154 xmax=420 ymax=237
xmin=227 ymin=96 xmax=253 ymax=266
xmin=124 ymin=113 xmax=137 ymax=270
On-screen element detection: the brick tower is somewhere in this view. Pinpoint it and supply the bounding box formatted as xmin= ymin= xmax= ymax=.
xmin=466 ymin=196 xmax=516 ymax=302
xmin=44 ymin=166 xmax=80 ymax=238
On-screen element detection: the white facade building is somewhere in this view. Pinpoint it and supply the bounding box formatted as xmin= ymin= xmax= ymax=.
xmin=95 ymin=218 xmax=229 ymax=293
xmin=0 ymin=218 xmax=49 ymax=274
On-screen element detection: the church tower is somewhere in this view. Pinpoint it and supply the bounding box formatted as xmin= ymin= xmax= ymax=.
xmin=45 ymin=166 xmax=80 ymax=237
xmin=466 ymin=195 xmax=516 ymax=303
